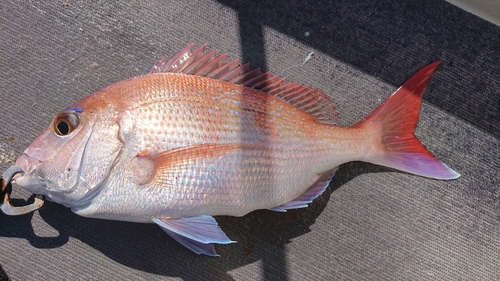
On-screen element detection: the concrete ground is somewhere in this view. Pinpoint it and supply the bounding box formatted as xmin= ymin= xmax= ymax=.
xmin=1 ymin=1 xmax=499 ymax=280
xmin=447 ymin=0 xmax=500 ymax=26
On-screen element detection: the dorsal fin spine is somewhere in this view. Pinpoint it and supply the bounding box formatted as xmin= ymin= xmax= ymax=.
xmin=150 ymin=44 xmax=339 ymax=125
xmin=249 ymin=74 xmax=280 ymax=89
xmin=219 ymin=63 xmax=251 ymax=81
xmin=229 ymin=68 xmax=262 ymax=84
xmin=185 ymin=50 xmax=217 ymax=75
xmin=194 ymin=54 xmax=228 ymax=76
xmin=261 ymin=79 xmax=284 ymax=92
xmin=207 ymin=59 xmax=239 ymax=79
xmin=165 ymin=43 xmax=195 ymax=73
xmin=244 ymin=72 xmax=273 ymax=88
xmin=178 ymin=46 xmax=207 ymax=74
xmin=287 ymin=90 xmax=311 ymax=104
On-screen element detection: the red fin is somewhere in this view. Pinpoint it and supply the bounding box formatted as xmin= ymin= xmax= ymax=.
xmin=357 ymin=61 xmax=460 ymax=180
xmin=149 ymin=44 xmax=339 ymax=125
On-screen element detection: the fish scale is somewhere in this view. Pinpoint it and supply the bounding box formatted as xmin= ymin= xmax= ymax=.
xmin=116 ymin=74 xmax=321 ymax=150
xmin=3 ymin=45 xmax=459 ymax=256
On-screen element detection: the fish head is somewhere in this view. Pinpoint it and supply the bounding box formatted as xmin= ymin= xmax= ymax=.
xmin=14 ymin=104 xmax=122 ymax=207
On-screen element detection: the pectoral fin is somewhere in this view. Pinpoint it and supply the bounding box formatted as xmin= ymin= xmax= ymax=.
xmin=153 ymin=215 xmax=235 ymax=256
xmin=131 ymin=144 xmax=244 ymax=186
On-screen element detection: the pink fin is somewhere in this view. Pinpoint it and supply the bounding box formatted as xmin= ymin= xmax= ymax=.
xmin=270 ymin=168 xmax=337 ymax=212
xmin=139 ymin=144 xmax=242 ymax=167
xmin=150 ymin=44 xmax=206 ymax=73
xmin=153 ymin=215 xmax=235 ymax=256
xmin=357 ymin=61 xmax=460 ymax=180
xmin=136 ymin=144 xmax=243 ymax=185
xmin=150 ymin=44 xmax=339 ymax=125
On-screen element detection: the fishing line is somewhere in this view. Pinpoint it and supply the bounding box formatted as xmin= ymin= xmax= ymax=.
xmin=279 ymin=51 xmax=314 ymax=77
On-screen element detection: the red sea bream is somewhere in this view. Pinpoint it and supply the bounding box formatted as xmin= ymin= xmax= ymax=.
xmin=9 ymin=44 xmax=459 ymax=256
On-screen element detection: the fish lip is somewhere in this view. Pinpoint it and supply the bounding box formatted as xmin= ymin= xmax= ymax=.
xmin=15 ymin=153 xmax=40 ymax=177
xmin=0 ymin=165 xmax=44 ymax=216
xmin=13 ymin=154 xmax=46 ymax=193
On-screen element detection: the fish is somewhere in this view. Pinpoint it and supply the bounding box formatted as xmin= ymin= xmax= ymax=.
xmin=6 ymin=44 xmax=459 ymax=256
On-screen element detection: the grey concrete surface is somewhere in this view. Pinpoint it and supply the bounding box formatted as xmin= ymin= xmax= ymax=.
xmin=0 ymin=1 xmax=499 ymax=280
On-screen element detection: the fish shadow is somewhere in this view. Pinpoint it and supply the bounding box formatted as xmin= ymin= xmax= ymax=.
xmin=0 ymin=163 xmax=389 ymax=280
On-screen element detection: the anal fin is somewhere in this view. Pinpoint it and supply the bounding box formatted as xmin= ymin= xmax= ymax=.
xmin=270 ymin=168 xmax=337 ymax=212
xmin=153 ymin=215 xmax=235 ymax=256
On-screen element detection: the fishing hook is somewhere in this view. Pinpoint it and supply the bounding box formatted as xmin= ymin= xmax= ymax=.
xmin=0 ymin=165 xmax=44 ymax=215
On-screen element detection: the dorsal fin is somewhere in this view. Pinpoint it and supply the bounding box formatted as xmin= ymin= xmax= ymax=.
xmin=150 ymin=44 xmax=338 ymax=125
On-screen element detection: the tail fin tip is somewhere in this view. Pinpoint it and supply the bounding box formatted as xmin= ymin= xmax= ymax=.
xmin=361 ymin=61 xmax=460 ymax=180
xmin=376 ymin=152 xmax=460 ymax=180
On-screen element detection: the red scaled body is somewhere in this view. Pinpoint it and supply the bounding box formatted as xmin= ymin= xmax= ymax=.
xmin=11 ymin=44 xmax=459 ymax=256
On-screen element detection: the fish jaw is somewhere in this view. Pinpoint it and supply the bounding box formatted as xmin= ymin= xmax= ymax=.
xmin=13 ymin=154 xmax=71 ymax=206
xmin=13 ymin=155 xmax=45 ymax=193
xmin=15 ymin=153 xmax=39 ymax=178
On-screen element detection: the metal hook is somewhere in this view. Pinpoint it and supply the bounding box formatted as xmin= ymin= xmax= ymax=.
xmin=1 ymin=165 xmax=44 ymax=215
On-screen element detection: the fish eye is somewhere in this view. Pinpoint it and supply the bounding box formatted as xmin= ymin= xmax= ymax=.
xmin=53 ymin=111 xmax=80 ymax=136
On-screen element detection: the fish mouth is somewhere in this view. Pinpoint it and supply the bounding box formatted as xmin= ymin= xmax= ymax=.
xmin=0 ymin=165 xmax=44 ymax=216
xmin=13 ymin=153 xmax=48 ymax=194
xmin=15 ymin=153 xmax=40 ymax=179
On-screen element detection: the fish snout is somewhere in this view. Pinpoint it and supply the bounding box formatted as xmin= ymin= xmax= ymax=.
xmin=15 ymin=153 xmax=39 ymax=176
xmin=13 ymin=154 xmax=46 ymax=193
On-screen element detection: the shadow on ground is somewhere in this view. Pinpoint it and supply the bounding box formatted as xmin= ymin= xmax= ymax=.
xmin=0 ymin=163 xmax=389 ymax=280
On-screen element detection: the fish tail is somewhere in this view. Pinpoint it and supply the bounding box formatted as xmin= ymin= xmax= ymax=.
xmin=355 ymin=61 xmax=460 ymax=180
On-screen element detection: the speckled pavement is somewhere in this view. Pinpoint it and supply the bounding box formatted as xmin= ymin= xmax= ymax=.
xmin=1 ymin=1 xmax=498 ymax=280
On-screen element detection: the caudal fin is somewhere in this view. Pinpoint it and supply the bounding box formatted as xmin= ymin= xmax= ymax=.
xmin=356 ymin=61 xmax=460 ymax=180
